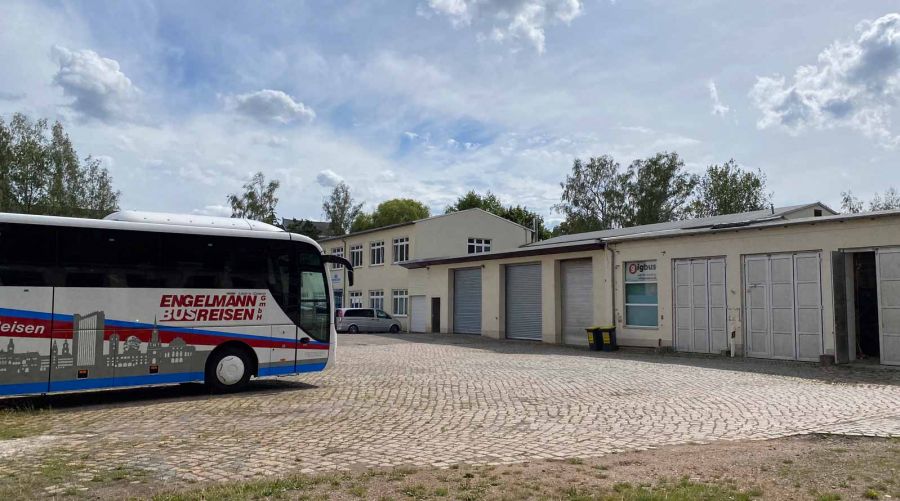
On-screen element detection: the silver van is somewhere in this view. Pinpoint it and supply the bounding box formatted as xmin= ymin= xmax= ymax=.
xmin=336 ymin=308 xmax=402 ymax=333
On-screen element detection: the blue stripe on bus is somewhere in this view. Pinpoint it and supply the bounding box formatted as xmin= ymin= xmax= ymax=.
xmin=0 ymin=363 xmax=328 ymax=396
xmin=0 ymin=381 xmax=52 ymax=396
xmin=258 ymin=362 xmax=326 ymax=377
xmin=48 ymin=372 xmax=206 ymax=392
xmin=0 ymin=307 xmax=330 ymax=347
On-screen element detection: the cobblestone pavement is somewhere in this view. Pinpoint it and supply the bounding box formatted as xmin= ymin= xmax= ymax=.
xmin=2 ymin=333 xmax=899 ymax=484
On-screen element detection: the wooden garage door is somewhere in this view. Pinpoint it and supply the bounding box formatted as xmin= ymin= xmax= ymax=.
xmin=745 ymin=253 xmax=822 ymax=361
xmin=877 ymin=248 xmax=900 ymax=365
xmin=674 ymin=258 xmax=726 ymax=354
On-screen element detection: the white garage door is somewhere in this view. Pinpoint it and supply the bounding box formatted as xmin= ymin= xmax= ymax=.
xmin=453 ymin=268 xmax=482 ymax=335
xmin=505 ymin=263 xmax=542 ymax=340
xmin=410 ymin=295 xmax=427 ymax=333
xmin=745 ymin=252 xmax=822 ymax=361
xmin=877 ymin=248 xmax=900 ymax=365
xmin=561 ymin=259 xmax=593 ymax=346
xmin=674 ymin=258 xmax=727 ymax=354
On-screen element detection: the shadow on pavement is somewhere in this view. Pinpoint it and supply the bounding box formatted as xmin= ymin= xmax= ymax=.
xmin=355 ymin=332 xmax=900 ymax=387
xmin=0 ymin=378 xmax=317 ymax=411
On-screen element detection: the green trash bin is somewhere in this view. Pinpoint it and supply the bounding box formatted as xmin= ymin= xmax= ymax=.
xmin=585 ymin=325 xmax=617 ymax=352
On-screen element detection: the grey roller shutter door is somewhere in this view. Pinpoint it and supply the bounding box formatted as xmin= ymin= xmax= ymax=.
xmin=410 ymin=296 xmax=426 ymax=333
xmin=454 ymin=268 xmax=482 ymax=334
xmin=505 ymin=263 xmax=542 ymax=340
xmin=877 ymin=248 xmax=900 ymax=365
xmin=561 ymin=259 xmax=593 ymax=346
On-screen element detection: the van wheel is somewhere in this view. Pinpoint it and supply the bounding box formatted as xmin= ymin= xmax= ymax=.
xmin=389 ymin=325 xmax=400 ymax=334
xmin=348 ymin=325 xmax=359 ymax=334
xmin=205 ymin=346 xmax=251 ymax=393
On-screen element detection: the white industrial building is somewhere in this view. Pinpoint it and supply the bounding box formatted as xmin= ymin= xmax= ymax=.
xmin=400 ymin=203 xmax=900 ymax=367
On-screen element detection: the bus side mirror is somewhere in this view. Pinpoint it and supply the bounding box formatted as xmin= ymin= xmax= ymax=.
xmin=321 ymin=255 xmax=354 ymax=287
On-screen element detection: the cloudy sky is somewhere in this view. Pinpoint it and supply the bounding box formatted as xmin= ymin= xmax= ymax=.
xmin=1 ymin=1 xmax=899 ymax=224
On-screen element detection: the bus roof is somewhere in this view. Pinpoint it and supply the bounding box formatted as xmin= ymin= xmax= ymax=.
xmin=0 ymin=211 xmax=322 ymax=250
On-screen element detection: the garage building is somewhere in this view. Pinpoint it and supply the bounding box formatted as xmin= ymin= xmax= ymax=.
xmin=402 ymin=203 xmax=900 ymax=367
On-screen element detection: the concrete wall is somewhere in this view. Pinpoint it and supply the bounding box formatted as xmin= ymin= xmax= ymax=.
xmin=415 ymin=210 xmax=533 ymax=259
xmin=408 ymin=214 xmax=900 ymax=364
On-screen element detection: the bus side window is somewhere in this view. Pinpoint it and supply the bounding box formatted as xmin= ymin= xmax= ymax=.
xmin=266 ymin=241 xmax=298 ymax=323
xmin=0 ymin=223 xmax=56 ymax=286
xmin=58 ymin=227 xmax=160 ymax=288
xmin=160 ymin=233 xmax=227 ymax=289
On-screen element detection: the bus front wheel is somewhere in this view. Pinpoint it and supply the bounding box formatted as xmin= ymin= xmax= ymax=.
xmin=206 ymin=346 xmax=251 ymax=393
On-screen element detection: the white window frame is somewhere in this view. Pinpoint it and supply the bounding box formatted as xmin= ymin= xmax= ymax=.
xmin=330 ymin=247 xmax=344 ymax=269
xmin=350 ymin=245 xmax=363 ymax=268
xmin=370 ymin=241 xmax=385 ymax=266
xmin=467 ymin=237 xmax=492 ymax=254
xmin=349 ymin=291 xmax=363 ymax=308
xmin=624 ymin=260 xmax=659 ymax=328
xmin=369 ymin=289 xmax=384 ymax=310
xmin=392 ymin=289 xmax=409 ymax=317
xmin=392 ymin=237 xmax=410 ymax=264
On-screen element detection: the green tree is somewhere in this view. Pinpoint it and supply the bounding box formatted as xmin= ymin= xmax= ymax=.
xmin=0 ymin=112 xmax=119 ymax=217
xmin=447 ymin=190 xmax=548 ymax=240
xmin=227 ymin=171 xmax=280 ymax=224
xmin=689 ymin=160 xmax=771 ymax=218
xmin=553 ymin=155 xmax=626 ymax=233
xmin=322 ymin=181 xmax=363 ymax=235
xmin=869 ymin=187 xmax=900 ymax=211
xmin=840 ymin=188 xmax=900 ymax=213
xmin=841 ymin=191 xmax=863 ymax=214
xmin=444 ymin=190 xmax=504 ymax=215
xmin=371 ymin=198 xmax=430 ymax=228
xmin=350 ymin=212 xmax=375 ymax=232
xmin=620 ymin=152 xmax=698 ymax=226
xmin=284 ymin=218 xmax=321 ymax=240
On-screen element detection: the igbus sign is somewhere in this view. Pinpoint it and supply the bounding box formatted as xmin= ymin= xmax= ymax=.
xmin=625 ymin=260 xmax=657 ymax=282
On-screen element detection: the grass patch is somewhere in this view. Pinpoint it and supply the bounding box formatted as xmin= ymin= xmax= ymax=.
xmin=0 ymin=406 xmax=52 ymax=440
xmin=602 ymin=477 xmax=762 ymax=500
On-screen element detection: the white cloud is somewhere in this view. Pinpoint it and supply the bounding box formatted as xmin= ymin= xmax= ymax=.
xmin=0 ymin=91 xmax=25 ymax=101
xmin=424 ymin=0 xmax=584 ymax=53
xmin=751 ymin=13 xmax=900 ymax=146
xmin=707 ymin=80 xmax=730 ymax=117
xmin=51 ymin=46 xmax=140 ymax=122
xmin=225 ymin=89 xmax=315 ymax=124
xmin=316 ymin=169 xmax=344 ymax=187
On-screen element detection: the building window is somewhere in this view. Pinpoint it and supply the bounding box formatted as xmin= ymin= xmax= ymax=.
xmin=624 ymin=260 xmax=658 ymax=327
xmin=392 ymin=289 xmax=409 ymax=316
xmin=350 ymin=245 xmax=363 ymax=268
xmin=349 ymin=291 xmax=363 ymax=308
xmin=467 ymin=238 xmax=491 ymax=254
xmin=330 ymin=247 xmax=344 ymax=269
xmin=369 ymin=290 xmax=384 ymax=310
xmin=333 ymin=289 xmax=343 ymax=309
xmin=370 ymin=241 xmax=385 ymax=266
xmin=392 ymin=237 xmax=410 ymax=263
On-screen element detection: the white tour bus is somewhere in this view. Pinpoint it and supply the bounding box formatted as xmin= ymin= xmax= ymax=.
xmin=0 ymin=210 xmax=353 ymax=396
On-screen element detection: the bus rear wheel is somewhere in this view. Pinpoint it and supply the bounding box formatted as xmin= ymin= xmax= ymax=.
xmin=206 ymin=346 xmax=251 ymax=393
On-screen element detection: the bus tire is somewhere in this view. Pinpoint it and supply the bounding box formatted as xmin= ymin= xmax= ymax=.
xmin=205 ymin=346 xmax=252 ymax=393
xmin=347 ymin=325 xmax=359 ymax=334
